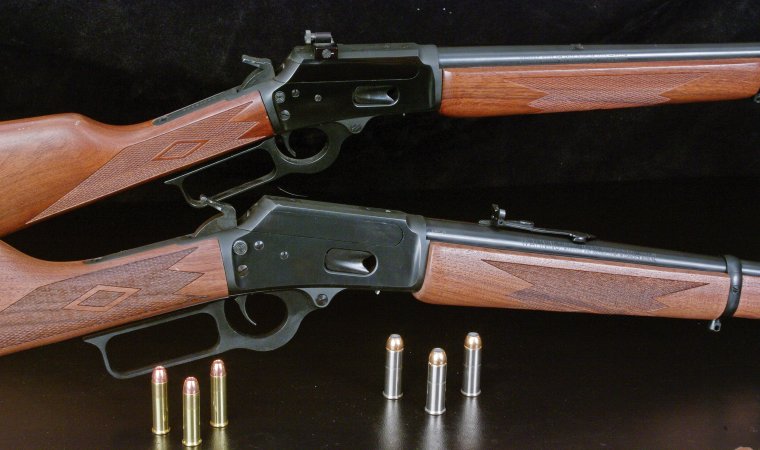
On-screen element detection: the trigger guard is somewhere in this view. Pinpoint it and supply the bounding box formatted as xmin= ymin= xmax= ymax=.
xmin=217 ymin=290 xmax=320 ymax=353
xmin=279 ymin=120 xmax=357 ymax=158
xmin=83 ymin=291 xmax=322 ymax=379
xmin=272 ymin=122 xmax=349 ymax=171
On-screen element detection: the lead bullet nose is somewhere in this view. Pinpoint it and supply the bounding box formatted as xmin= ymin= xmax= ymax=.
xmin=183 ymin=376 xmax=200 ymax=395
xmin=386 ymin=334 xmax=404 ymax=351
xmin=464 ymin=332 xmax=483 ymax=350
xmin=151 ymin=366 xmax=168 ymax=384
xmin=210 ymin=359 xmax=226 ymax=377
xmin=428 ymin=348 xmax=447 ymax=366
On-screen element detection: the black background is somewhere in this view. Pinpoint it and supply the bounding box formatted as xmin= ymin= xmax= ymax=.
xmin=1 ymin=1 xmax=760 ymax=448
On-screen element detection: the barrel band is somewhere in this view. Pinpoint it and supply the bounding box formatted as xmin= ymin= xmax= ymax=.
xmin=709 ymin=255 xmax=742 ymax=332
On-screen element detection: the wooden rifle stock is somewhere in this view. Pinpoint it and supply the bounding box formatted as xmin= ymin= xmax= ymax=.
xmin=440 ymin=58 xmax=760 ymax=117
xmin=0 ymin=89 xmax=273 ymax=236
xmin=0 ymin=237 xmax=228 ymax=356
xmin=414 ymin=242 xmax=760 ymax=320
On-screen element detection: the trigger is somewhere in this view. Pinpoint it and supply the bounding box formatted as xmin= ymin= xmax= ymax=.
xmin=234 ymin=295 xmax=257 ymax=326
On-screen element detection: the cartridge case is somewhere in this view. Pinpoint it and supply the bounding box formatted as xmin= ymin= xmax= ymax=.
xmin=425 ymin=348 xmax=447 ymax=415
xmin=383 ymin=334 xmax=404 ymax=399
xmin=461 ymin=332 xmax=482 ymax=397
xmin=182 ymin=377 xmax=202 ymax=447
xmin=210 ymin=359 xmax=228 ymax=427
xmin=151 ymin=366 xmax=170 ymax=435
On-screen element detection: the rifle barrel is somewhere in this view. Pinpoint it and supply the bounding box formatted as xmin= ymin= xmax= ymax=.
xmin=426 ymin=219 xmax=760 ymax=277
xmin=438 ymin=43 xmax=760 ymax=67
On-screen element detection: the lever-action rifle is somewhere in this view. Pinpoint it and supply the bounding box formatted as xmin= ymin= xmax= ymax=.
xmin=0 ymin=196 xmax=756 ymax=378
xmin=2 ymin=32 xmax=760 ymax=235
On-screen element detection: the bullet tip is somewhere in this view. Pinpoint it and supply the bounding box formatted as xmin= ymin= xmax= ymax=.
xmin=183 ymin=376 xmax=199 ymax=395
xmin=464 ymin=332 xmax=483 ymax=350
xmin=428 ymin=348 xmax=447 ymax=365
xmin=386 ymin=334 xmax=404 ymax=351
xmin=210 ymin=359 xmax=226 ymax=377
xmin=151 ymin=366 xmax=168 ymax=384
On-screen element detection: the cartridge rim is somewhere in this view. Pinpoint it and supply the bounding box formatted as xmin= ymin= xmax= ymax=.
xmin=382 ymin=392 xmax=404 ymax=400
xmin=151 ymin=426 xmax=171 ymax=435
xmin=460 ymin=388 xmax=482 ymax=397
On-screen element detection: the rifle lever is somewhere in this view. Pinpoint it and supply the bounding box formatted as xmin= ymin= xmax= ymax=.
xmin=482 ymin=204 xmax=596 ymax=244
xmin=164 ymin=122 xmax=350 ymax=209
xmin=83 ymin=290 xmax=318 ymax=379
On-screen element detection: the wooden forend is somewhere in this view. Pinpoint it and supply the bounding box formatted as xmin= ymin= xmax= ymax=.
xmin=439 ymin=58 xmax=760 ymax=117
xmin=0 ymin=89 xmax=273 ymax=236
xmin=0 ymin=237 xmax=228 ymax=355
xmin=413 ymin=242 xmax=760 ymax=320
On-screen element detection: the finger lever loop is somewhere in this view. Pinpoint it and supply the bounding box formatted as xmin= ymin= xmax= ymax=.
xmin=83 ymin=291 xmax=320 ymax=379
xmin=83 ymin=301 xmax=232 ymax=379
xmin=165 ymin=123 xmax=350 ymax=210
xmin=164 ymin=139 xmax=280 ymax=209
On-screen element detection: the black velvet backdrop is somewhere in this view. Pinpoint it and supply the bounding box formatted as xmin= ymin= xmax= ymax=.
xmin=3 ymin=2 xmax=760 ymax=448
